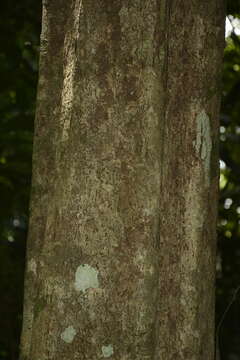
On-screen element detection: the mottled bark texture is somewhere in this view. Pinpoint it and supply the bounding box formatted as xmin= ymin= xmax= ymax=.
xmin=20 ymin=1 xmax=225 ymax=359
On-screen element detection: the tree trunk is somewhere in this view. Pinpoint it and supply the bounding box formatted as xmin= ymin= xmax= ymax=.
xmin=20 ymin=1 xmax=225 ymax=359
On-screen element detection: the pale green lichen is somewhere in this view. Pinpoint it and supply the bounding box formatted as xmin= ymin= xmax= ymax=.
xmin=28 ymin=258 xmax=37 ymax=275
xmin=74 ymin=264 xmax=99 ymax=292
xmin=101 ymin=344 xmax=114 ymax=358
xmin=193 ymin=110 xmax=212 ymax=184
xmin=60 ymin=326 xmax=77 ymax=344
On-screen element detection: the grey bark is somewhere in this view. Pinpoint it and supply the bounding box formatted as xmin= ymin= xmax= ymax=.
xmin=20 ymin=1 xmax=225 ymax=359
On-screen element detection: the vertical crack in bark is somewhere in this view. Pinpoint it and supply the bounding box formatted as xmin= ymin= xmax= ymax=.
xmin=153 ymin=1 xmax=171 ymax=359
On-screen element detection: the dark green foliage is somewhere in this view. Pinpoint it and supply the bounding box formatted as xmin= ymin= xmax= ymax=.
xmin=227 ymin=0 xmax=240 ymax=17
xmin=0 ymin=1 xmax=40 ymax=229
xmin=216 ymin=5 xmax=240 ymax=360
xmin=0 ymin=1 xmax=40 ymax=359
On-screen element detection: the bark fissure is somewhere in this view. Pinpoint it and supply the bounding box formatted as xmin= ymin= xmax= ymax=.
xmin=152 ymin=1 xmax=171 ymax=359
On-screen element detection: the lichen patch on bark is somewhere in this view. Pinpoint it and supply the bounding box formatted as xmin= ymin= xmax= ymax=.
xmin=101 ymin=344 xmax=114 ymax=358
xmin=74 ymin=264 xmax=99 ymax=292
xmin=28 ymin=258 xmax=37 ymax=275
xmin=194 ymin=110 xmax=212 ymax=185
xmin=60 ymin=326 xmax=77 ymax=344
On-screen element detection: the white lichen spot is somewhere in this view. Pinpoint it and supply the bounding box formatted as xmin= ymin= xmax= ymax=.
xmin=102 ymin=183 xmax=114 ymax=192
xmin=28 ymin=258 xmax=37 ymax=275
xmin=61 ymin=326 xmax=77 ymax=344
xmin=143 ymin=207 xmax=152 ymax=217
xmin=102 ymin=344 xmax=114 ymax=358
xmin=193 ymin=110 xmax=212 ymax=184
xmin=74 ymin=264 xmax=99 ymax=292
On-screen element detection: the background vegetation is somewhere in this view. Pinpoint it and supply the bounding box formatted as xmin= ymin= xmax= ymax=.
xmin=0 ymin=1 xmax=40 ymax=359
xmin=0 ymin=1 xmax=239 ymax=359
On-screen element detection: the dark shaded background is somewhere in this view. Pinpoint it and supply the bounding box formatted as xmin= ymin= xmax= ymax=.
xmin=0 ymin=2 xmax=40 ymax=359
xmin=0 ymin=1 xmax=239 ymax=359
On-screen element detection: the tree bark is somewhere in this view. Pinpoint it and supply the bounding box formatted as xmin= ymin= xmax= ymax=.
xmin=20 ymin=1 xmax=225 ymax=359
